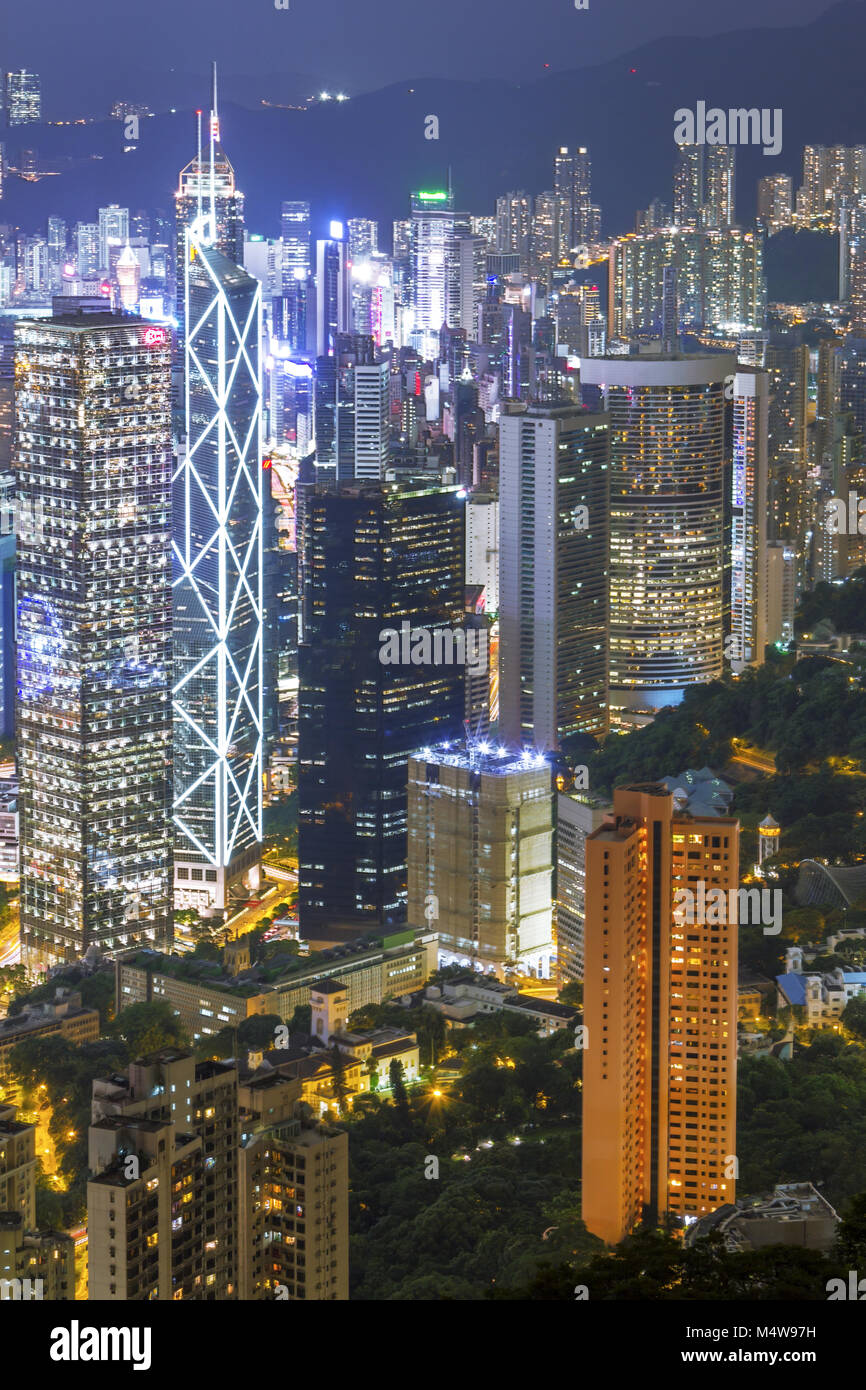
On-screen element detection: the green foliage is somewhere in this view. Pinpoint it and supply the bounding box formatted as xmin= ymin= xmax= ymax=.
xmin=842 ymin=995 xmax=866 ymax=1040
xmin=737 ymin=1039 xmax=866 ymax=1207
xmin=109 ymin=1001 xmax=189 ymax=1056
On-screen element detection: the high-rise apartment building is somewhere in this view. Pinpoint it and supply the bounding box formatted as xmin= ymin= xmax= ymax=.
xmin=582 ymin=783 xmax=739 ymax=1245
xmin=0 ymin=1104 xmax=75 ymax=1299
xmin=172 ymin=209 xmax=263 ymax=913
xmin=407 ymin=741 xmax=555 ymax=977
xmin=731 ymin=369 xmax=770 ymax=669
xmin=87 ymin=1052 xmax=239 ymax=1299
xmin=298 ymin=482 xmax=465 ymax=928
xmin=495 ymin=191 xmax=532 ymax=268
xmin=702 ymin=146 xmax=735 ymax=229
xmin=609 ymin=229 xmax=765 ymax=338
xmin=555 ymin=789 xmax=610 ymax=983
xmin=579 ymin=354 xmax=732 ymax=719
xmin=15 ymin=308 xmax=173 ymax=970
xmin=796 ymin=144 xmax=866 ymax=229
xmin=757 ymin=174 xmax=793 ymax=234
xmin=673 ymin=144 xmax=703 ymax=229
xmin=237 ymin=1075 xmax=348 ymax=1300
xmin=499 ymin=403 xmax=609 ymax=751
xmin=5 ymin=71 xmax=41 ymax=126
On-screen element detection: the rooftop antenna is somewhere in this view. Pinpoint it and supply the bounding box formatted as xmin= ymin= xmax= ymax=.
xmin=208 ymin=59 xmax=218 ymax=235
xmin=195 ymin=108 xmax=203 ymax=223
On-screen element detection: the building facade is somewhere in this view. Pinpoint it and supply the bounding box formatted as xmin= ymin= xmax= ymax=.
xmin=15 ymin=309 xmax=173 ymax=969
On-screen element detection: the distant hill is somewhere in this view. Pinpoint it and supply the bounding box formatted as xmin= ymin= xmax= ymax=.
xmin=3 ymin=1 xmax=866 ymax=247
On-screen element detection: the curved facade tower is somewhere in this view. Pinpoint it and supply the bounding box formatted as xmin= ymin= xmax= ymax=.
xmin=580 ymin=353 xmax=735 ymax=717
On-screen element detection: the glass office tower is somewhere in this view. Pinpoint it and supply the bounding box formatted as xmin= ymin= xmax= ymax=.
xmin=172 ymin=214 xmax=263 ymax=913
xmin=15 ymin=309 xmax=173 ymax=969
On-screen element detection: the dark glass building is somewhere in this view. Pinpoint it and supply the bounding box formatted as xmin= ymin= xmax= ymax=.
xmin=15 ymin=308 xmax=173 ymax=969
xmin=298 ymin=481 xmax=466 ymax=928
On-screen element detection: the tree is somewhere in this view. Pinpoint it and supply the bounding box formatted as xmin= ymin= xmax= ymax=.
xmin=389 ymin=1058 xmax=409 ymax=1109
xmin=842 ymin=995 xmax=866 ymax=1040
xmin=558 ymin=981 xmax=582 ymax=1008
xmin=111 ymin=1001 xmax=188 ymax=1056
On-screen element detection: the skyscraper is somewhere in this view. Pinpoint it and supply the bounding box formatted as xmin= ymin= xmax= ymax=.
xmin=499 ymin=403 xmax=610 ymax=751
xmin=407 ymin=742 xmax=555 ymax=978
xmin=579 ymin=354 xmax=732 ymax=719
xmin=673 ymin=144 xmax=703 ymax=229
xmin=87 ymin=1051 xmax=239 ymax=1299
xmin=410 ymin=190 xmax=454 ymax=358
xmin=281 ymin=200 xmax=311 ymax=283
xmin=5 ymin=71 xmax=41 ymax=126
xmin=298 ymin=482 xmax=465 ymax=928
xmin=757 ymin=174 xmax=793 ymax=234
xmin=98 ymin=205 xmax=129 ymax=274
xmin=582 ymin=784 xmax=739 ymax=1245
xmin=172 ymin=205 xmax=263 ymax=914
xmin=609 ymin=228 xmax=765 ymax=338
xmin=315 ymin=224 xmax=351 ymax=358
xmin=555 ymin=788 xmax=610 ymax=983
xmin=174 ymin=69 xmax=245 ymax=344
xmin=702 ymin=146 xmax=735 ymax=229
xmin=731 ymin=369 xmax=770 ymax=668
xmin=15 ymin=307 xmax=173 ymax=970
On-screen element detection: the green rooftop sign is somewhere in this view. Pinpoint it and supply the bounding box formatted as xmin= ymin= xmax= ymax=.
xmin=417 ymin=190 xmax=448 ymax=201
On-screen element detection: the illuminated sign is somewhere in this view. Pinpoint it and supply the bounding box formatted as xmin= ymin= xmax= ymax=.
xmin=142 ymin=327 xmax=168 ymax=346
xmin=417 ymin=190 xmax=448 ymax=201
xmin=329 ymin=220 xmax=344 ymax=240
xmin=99 ymin=281 xmax=112 ymax=297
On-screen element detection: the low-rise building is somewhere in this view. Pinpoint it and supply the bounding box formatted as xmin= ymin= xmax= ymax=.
xmin=684 ymin=1182 xmax=839 ymax=1254
xmin=423 ymin=974 xmax=578 ymax=1036
xmin=0 ymin=990 xmax=100 ymax=1090
xmin=777 ymin=947 xmax=866 ymax=1027
xmin=115 ymin=930 xmax=437 ymax=1042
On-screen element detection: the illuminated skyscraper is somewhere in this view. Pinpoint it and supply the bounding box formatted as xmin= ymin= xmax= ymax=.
xmin=98 ymin=205 xmax=129 ymax=273
xmin=757 ymin=174 xmax=793 ymax=234
xmin=280 ymin=200 xmax=311 ymax=282
xmin=15 ymin=308 xmax=173 ymax=970
xmin=315 ymin=224 xmax=351 ymax=358
xmin=410 ymin=190 xmax=454 ymax=358
xmin=172 ymin=202 xmax=263 ymax=913
xmin=673 ymin=144 xmax=703 ymax=228
xmin=175 ymin=68 xmax=245 ymax=343
xmin=407 ymin=742 xmax=555 ymax=978
xmin=298 ymin=482 xmax=465 ymax=928
xmin=702 ymin=146 xmax=735 ymax=229
xmin=609 ymin=228 xmax=765 ymax=337
xmin=580 ymin=354 xmax=733 ymax=718
xmin=499 ymin=403 xmax=610 ymax=751
xmin=731 ymin=368 xmax=769 ymax=669
xmin=5 ymin=71 xmax=41 ymax=126
xmin=582 ymin=784 xmax=739 ymax=1245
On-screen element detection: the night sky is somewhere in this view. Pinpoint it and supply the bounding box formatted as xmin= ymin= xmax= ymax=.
xmin=4 ymin=0 xmax=844 ymax=115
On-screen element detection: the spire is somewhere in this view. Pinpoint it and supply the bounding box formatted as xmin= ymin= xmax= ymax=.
xmin=210 ymin=59 xmax=220 ymax=144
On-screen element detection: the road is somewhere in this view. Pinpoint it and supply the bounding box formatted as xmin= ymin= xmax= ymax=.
xmin=223 ymin=883 xmax=283 ymax=937
xmin=262 ymin=862 xmax=299 ymax=885
xmin=730 ymin=740 xmax=776 ymax=775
